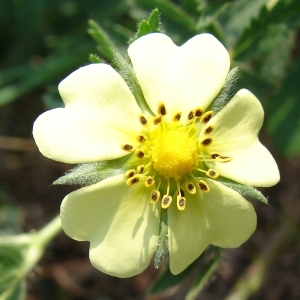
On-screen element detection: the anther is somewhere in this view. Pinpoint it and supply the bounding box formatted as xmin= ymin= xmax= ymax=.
xmin=211 ymin=153 xmax=221 ymax=159
xmin=201 ymin=138 xmax=212 ymax=147
xmin=204 ymin=125 xmax=214 ymax=134
xmin=158 ymin=103 xmax=167 ymax=115
xmin=200 ymin=111 xmax=213 ymax=123
xmin=216 ymin=155 xmax=233 ymax=163
xmin=145 ymin=176 xmax=155 ymax=187
xmin=150 ymin=190 xmax=160 ymax=204
xmin=153 ymin=114 xmax=162 ymax=125
xmin=179 ymin=189 xmax=184 ymax=197
xmin=125 ymin=169 xmax=135 ymax=178
xmin=137 ymin=135 xmax=147 ymax=143
xmin=195 ymin=108 xmax=204 ymax=118
xmin=137 ymin=165 xmax=145 ymax=173
xmin=139 ymin=114 xmax=148 ymax=126
xmin=135 ymin=150 xmax=145 ymax=158
xmin=198 ymin=180 xmax=210 ymax=192
xmin=206 ymin=169 xmax=219 ymax=179
xmin=121 ymin=144 xmax=135 ymax=152
xmin=188 ymin=111 xmax=194 ymax=120
xmin=173 ymin=112 xmax=182 ymax=122
xmin=161 ymin=195 xmax=172 ymax=209
xmin=126 ymin=175 xmax=140 ymax=186
xmin=185 ymin=182 xmax=196 ymax=194
xmin=177 ymin=195 xmax=186 ymax=210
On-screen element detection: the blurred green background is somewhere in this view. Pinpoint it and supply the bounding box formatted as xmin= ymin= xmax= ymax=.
xmin=0 ymin=0 xmax=299 ymax=299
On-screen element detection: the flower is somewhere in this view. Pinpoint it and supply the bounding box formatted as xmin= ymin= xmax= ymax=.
xmin=33 ymin=33 xmax=280 ymax=277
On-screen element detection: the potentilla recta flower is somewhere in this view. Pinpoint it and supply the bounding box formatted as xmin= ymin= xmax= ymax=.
xmin=33 ymin=33 xmax=280 ymax=277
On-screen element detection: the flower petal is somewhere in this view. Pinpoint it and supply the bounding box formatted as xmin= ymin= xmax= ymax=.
xmin=205 ymin=89 xmax=280 ymax=187
xmin=128 ymin=33 xmax=230 ymax=121
xmin=168 ymin=179 xmax=256 ymax=275
xmin=61 ymin=174 xmax=160 ymax=277
xmin=33 ymin=64 xmax=142 ymax=163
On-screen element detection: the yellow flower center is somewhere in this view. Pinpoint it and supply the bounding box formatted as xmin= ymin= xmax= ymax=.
xmin=151 ymin=130 xmax=197 ymax=180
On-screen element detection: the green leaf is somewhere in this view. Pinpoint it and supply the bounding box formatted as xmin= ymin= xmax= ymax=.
xmin=185 ymin=249 xmax=221 ymax=300
xmin=113 ymin=52 xmax=153 ymax=114
xmin=266 ymin=58 xmax=300 ymax=157
xmin=234 ymin=0 xmax=300 ymax=58
xmin=219 ymin=181 xmax=268 ymax=204
xmin=212 ymin=67 xmax=239 ymax=114
xmin=54 ymin=155 xmax=132 ymax=186
xmin=89 ymin=54 xmax=102 ymax=63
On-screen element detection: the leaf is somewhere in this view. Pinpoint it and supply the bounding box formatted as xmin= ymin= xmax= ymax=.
xmin=219 ymin=181 xmax=268 ymax=204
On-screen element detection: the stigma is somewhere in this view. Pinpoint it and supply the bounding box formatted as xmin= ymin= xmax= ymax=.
xmin=120 ymin=103 xmax=232 ymax=211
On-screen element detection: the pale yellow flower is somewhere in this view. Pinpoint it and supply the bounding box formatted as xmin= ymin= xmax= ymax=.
xmin=33 ymin=33 xmax=280 ymax=277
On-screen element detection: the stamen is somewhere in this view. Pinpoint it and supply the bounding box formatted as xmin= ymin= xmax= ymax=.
xmin=177 ymin=195 xmax=186 ymax=210
xmin=150 ymin=190 xmax=160 ymax=204
xmin=121 ymin=144 xmax=135 ymax=152
xmin=201 ymin=138 xmax=213 ymax=147
xmin=210 ymin=153 xmax=221 ymax=159
xmin=216 ymin=155 xmax=233 ymax=163
xmin=198 ymin=180 xmax=210 ymax=192
xmin=135 ymin=150 xmax=145 ymax=159
xmin=137 ymin=135 xmax=147 ymax=143
xmin=158 ymin=103 xmax=167 ymax=115
xmin=137 ymin=165 xmax=145 ymax=173
xmin=173 ymin=112 xmax=182 ymax=122
xmin=139 ymin=114 xmax=148 ymax=126
xmin=153 ymin=114 xmax=162 ymax=125
xmin=195 ymin=108 xmax=204 ymax=118
xmin=179 ymin=189 xmax=184 ymax=196
xmin=161 ymin=195 xmax=172 ymax=209
xmin=200 ymin=111 xmax=213 ymax=123
xmin=204 ymin=125 xmax=214 ymax=134
xmin=145 ymin=176 xmax=155 ymax=187
xmin=188 ymin=111 xmax=195 ymax=121
xmin=206 ymin=169 xmax=219 ymax=179
xmin=185 ymin=182 xmax=196 ymax=194
xmin=126 ymin=175 xmax=140 ymax=186
xmin=125 ymin=169 xmax=135 ymax=178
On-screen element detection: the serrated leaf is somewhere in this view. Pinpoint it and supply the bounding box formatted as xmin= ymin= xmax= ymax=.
xmin=219 ymin=181 xmax=268 ymax=204
xmin=234 ymin=0 xmax=300 ymax=58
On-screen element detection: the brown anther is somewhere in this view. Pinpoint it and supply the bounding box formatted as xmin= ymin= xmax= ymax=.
xmin=150 ymin=190 xmax=160 ymax=204
xmin=121 ymin=144 xmax=135 ymax=152
xmin=179 ymin=189 xmax=185 ymax=197
xmin=206 ymin=169 xmax=219 ymax=179
xmin=200 ymin=111 xmax=213 ymax=123
xmin=211 ymin=153 xmax=221 ymax=159
xmin=137 ymin=165 xmax=145 ymax=173
xmin=153 ymin=114 xmax=162 ymax=125
xmin=161 ymin=195 xmax=172 ymax=209
xmin=158 ymin=103 xmax=167 ymax=115
xmin=125 ymin=169 xmax=135 ymax=178
xmin=137 ymin=135 xmax=147 ymax=143
xmin=145 ymin=176 xmax=155 ymax=187
xmin=173 ymin=112 xmax=182 ymax=122
xmin=188 ymin=111 xmax=194 ymax=120
xmin=177 ymin=195 xmax=186 ymax=211
xmin=198 ymin=180 xmax=210 ymax=192
xmin=201 ymin=138 xmax=212 ymax=147
xmin=139 ymin=114 xmax=148 ymax=125
xmin=135 ymin=150 xmax=145 ymax=158
xmin=126 ymin=175 xmax=140 ymax=186
xmin=185 ymin=182 xmax=196 ymax=194
xmin=204 ymin=125 xmax=214 ymax=134
xmin=195 ymin=108 xmax=204 ymax=117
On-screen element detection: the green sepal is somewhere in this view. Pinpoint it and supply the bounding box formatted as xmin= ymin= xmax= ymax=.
xmin=129 ymin=8 xmax=160 ymax=44
xmin=219 ymin=180 xmax=268 ymax=204
xmin=54 ymin=155 xmax=131 ymax=187
xmin=212 ymin=66 xmax=239 ymax=114
xmin=113 ymin=52 xmax=153 ymax=115
xmin=89 ymin=54 xmax=102 ymax=63
xmin=154 ymin=209 xmax=169 ymax=269
xmin=87 ymin=19 xmax=116 ymax=61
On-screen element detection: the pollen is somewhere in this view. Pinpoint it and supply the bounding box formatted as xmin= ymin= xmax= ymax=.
xmin=151 ymin=130 xmax=197 ymax=180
